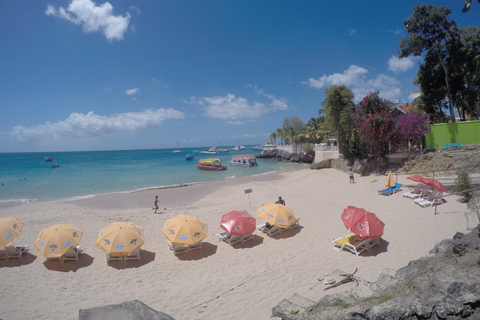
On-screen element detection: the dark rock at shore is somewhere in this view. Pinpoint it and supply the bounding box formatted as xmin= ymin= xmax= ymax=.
xmin=272 ymin=225 xmax=480 ymax=319
xmin=79 ymin=300 xmax=175 ymax=320
xmin=257 ymin=149 xmax=314 ymax=164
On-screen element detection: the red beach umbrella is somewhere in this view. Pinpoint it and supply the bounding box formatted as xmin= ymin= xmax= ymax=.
xmin=406 ymin=176 xmax=425 ymax=183
xmin=341 ymin=206 xmax=385 ymax=239
xmin=420 ymin=178 xmax=445 ymax=192
xmin=220 ymin=210 xmax=256 ymax=236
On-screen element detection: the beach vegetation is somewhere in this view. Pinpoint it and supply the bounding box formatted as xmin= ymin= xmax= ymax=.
xmin=322 ymin=85 xmax=356 ymax=158
xmin=361 ymin=294 xmax=394 ymax=304
xmin=302 ymin=142 xmax=314 ymax=154
xmin=400 ymin=4 xmax=480 ymax=122
xmin=328 ymin=299 xmax=350 ymax=309
xmin=455 ymin=169 xmax=473 ymax=201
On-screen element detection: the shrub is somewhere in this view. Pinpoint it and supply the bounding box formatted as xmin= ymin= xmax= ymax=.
xmin=455 ymin=169 xmax=472 ymax=201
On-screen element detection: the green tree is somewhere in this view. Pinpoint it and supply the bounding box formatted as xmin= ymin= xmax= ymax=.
xmin=322 ymin=85 xmax=356 ymax=158
xmin=276 ymin=128 xmax=286 ymax=145
xmin=269 ymin=131 xmax=277 ymax=145
xmin=282 ymin=116 xmax=306 ymax=145
xmin=306 ymin=116 xmax=325 ymax=143
xmin=399 ymin=5 xmax=458 ymax=122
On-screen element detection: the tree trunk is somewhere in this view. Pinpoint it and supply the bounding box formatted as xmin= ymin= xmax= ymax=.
xmin=436 ymin=41 xmax=456 ymax=123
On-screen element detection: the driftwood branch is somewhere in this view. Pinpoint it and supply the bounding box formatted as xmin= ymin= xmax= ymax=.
xmin=324 ymin=268 xmax=359 ymax=291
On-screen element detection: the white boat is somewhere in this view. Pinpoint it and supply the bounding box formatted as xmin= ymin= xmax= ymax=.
xmin=229 ymin=154 xmax=258 ymax=167
xmin=199 ymin=147 xmax=219 ymax=154
xmin=252 ymin=144 xmax=265 ymax=150
xmin=172 ymin=141 xmax=183 ymax=153
xmin=232 ymin=145 xmax=246 ymax=151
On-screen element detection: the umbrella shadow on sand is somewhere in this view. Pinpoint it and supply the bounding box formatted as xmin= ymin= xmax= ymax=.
xmin=0 ymin=252 xmax=37 ymax=268
xmin=43 ymin=252 xmax=94 ymax=272
xmin=361 ymin=238 xmax=390 ymax=257
xmin=176 ymin=242 xmax=218 ymax=261
xmin=107 ymin=249 xmax=156 ymax=270
xmin=231 ymin=234 xmax=264 ymax=249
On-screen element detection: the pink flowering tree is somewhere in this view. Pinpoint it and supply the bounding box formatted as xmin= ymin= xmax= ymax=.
xmin=395 ymin=112 xmax=431 ymax=150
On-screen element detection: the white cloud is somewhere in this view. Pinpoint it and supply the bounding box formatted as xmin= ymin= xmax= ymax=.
xmin=388 ymin=56 xmax=416 ymax=73
xmin=45 ymin=0 xmax=130 ymax=42
xmin=303 ymin=65 xmax=403 ymax=103
xmin=198 ymin=88 xmax=288 ymax=125
xmin=10 ymin=109 xmax=184 ymax=143
xmin=126 ymin=88 xmax=139 ymax=96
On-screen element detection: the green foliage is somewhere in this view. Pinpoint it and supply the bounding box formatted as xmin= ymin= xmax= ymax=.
xmin=322 ymin=85 xmax=356 ymax=158
xmin=378 ymin=294 xmax=394 ymax=303
xmin=303 ymin=142 xmax=314 ymax=154
xmin=456 ymin=169 xmax=473 ymax=201
xmin=328 ymin=299 xmax=350 ymax=309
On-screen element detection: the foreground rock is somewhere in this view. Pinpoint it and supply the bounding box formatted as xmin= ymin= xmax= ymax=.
xmin=79 ymin=300 xmax=175 ymax=320
xmin=257 ymin=149 xmax=314 ymax=164
xmin=272 ymin=226 xmax=480 ymax=319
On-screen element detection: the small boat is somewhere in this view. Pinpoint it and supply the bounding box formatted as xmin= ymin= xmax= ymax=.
xmin=199 ymin=147 xmax=219 ymax=154
xmin=229 ymin=154 xmax=258 ymax=167
xmin=252 ymin=144 xmax=265 ymax=150
xmin=45 ymin=156 xmax=53 ymax=162
xmin=196 ymin=158 xmax=227 ymax=171
xmin=185 ymin=154 xmax=194 ymax=161
xmin=232 ymin=145 xmax=246 ymax=151
xmin=172 ymin=149 xmax=183 ymax=153
xmin=217 ymin=148 xmax=229 ymax=153
xmin=52 ymin=163 xmax=60 ymax=168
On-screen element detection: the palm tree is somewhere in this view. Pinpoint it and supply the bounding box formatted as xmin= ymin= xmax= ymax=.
xmin=306 ymin=117 xmax=325 ymax=143
xmin=269 ymin=132 xmax=277 ymax=145
xmin=276 ymin=128 xmax=286 ymax=145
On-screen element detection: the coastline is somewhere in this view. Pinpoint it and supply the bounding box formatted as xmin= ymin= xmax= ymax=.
xmin=0 ymin=167 xmax=469 ymax=320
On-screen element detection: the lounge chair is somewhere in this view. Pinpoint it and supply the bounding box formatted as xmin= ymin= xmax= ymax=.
xmin=188 ymin=242 xmax=203 ymax=251
xmin=287 ymin=218 xmax=301 ymax=230
xmin=107 ymin=253 xmax=124 ymax=263
xmin=406 ymin=184 xmax=430 ymax=199
xmin=6 ymin=245 xmax=29 ymax=260
xmin=332 ymin=234 xmax=370 ymax=258
xmin=124 ymin=248 xmax=141 ymax=262
xmin=167 ymin=241 xmax=188 ymax=255
xmin=241 ymin=233 xmax=254 ymax=243
xmin=414 ymin=189 xmax=439 ymax=204
xmin=257 ymin=223 xmax=283 ymax=236
xmin=217 ymin=232 xmax=242 ymax=245
xmin=378 ymin=183 xmax=402 ymax=196
xmin=62 ymin=245 xmax=82 ymax=262
xmin=0 ymin=249 xmax=6 ymax=260
xmin=418 ymin=191 xmax=445 ymax=208
xmin=402 ymin=184 xmax=424 ymax=198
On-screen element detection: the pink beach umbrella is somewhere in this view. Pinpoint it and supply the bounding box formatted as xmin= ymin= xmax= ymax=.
xmin=341 ymin=206 xmax=385 ymax=239
xmin=220 ymin=210 xmax=256 ymax=236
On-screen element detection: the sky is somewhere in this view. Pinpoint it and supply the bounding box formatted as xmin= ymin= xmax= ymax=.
xmin=1 ymin=1 xmax=479 ymax=152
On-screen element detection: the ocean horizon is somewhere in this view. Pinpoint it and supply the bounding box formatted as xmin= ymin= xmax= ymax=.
xmin=0 ymin=146 xmax=304 ymax=205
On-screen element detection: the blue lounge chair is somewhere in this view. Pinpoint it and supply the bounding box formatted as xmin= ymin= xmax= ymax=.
xmin=378 ymin=183 xmax=402 ymax=196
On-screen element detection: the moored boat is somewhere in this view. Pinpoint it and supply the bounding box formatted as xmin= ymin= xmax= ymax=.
xmin=199 ymin=147 xmax=220 ymax=154
xmin=45 ymin=156 xmax=53 ymax=162
xmin=185 ymin=154 xmax=194 ymax=160
xmin=229 ymin=154 xmax=258 ymax=167
xmin=196 ymin=158 xmax=227 ymax=171
xmin=52 ymin=163 xmax=60 ymax=168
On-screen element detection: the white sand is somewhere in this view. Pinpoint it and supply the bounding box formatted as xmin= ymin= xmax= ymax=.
xmin=0 ymin=168 xmax=468 ymax=320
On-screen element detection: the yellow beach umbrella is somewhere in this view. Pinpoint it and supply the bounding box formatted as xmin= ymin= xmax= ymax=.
xmin=35 ymin=224 xmax=82 ymax=258
xmin=162 ymin=215 xmax=208 ymax=246
xmin=0 ymin=217 xmax=23 ymax=249
xmin=385 ymin=171 xmax=395 ymax=188
xmin=96 ymin=222 xmax=144 ymax=255
xmin=257 ymin=203 xmax=297 ymax=228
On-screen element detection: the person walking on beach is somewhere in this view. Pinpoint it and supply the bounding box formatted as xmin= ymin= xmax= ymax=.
xmin=276 ymin=196 xmax=286 ymax=206
xmin=348 ymin=168 xmax=354 ymax=183
xmin=153 ymin=196 xmax=159 ymax=213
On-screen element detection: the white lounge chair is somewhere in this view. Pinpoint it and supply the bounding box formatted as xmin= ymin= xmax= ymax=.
xmin=287 ymin=218 xmax=301 ymax=230
xmin=241 ymin=233 xmax=254 ymax=243
xmin=0 ymin=249 xmax=6 ymax=260
xmin=124 ymin=248 xmax=141 ymax=262
xmin=107 ymin=253 xmax=124 ymax=263
xmin=257 ymin=223 xmax=284 ymax=236
xmin=418 ymin=191 xmax=445 ymax=208
xmin=188 ymin=242 xmax=203 ymax=251
xmin=217 ymin=232 xmax=242 ymax=245
xmin=332 ymin=234 xmax=370 ymax=258
xmin=6 ymin=245 xmax=29 ymax=260
xmin=414 ymin=189 xmax=439 ymax=204
xmin=167 ymin=241 xmax=188 ymax=255
xmin=407 ymin=184 xmax=430 ymax=199
xmin=402 ymin=184 xmax=424 ymax=198
xmin=62 ymin=245 xmax=82 ymax=262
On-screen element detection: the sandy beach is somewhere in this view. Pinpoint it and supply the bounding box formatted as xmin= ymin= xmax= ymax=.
xmin=0 ymin=168 xmax=469 ymax=320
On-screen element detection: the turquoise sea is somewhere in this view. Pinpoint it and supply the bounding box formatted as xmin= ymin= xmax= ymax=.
xmin=0 ymin=146 xmax=301 ymax=204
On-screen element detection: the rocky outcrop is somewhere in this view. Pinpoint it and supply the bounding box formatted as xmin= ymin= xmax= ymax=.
xmin=257 ymin=149 xmax=314 ymax=164
xmin=79 ymin=300 xmax=175 ymax=320
xmin=272 ymin=226 xmax=480 ymax=319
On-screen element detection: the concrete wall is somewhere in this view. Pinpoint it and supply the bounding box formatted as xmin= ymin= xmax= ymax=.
xmin=314 ymin=143 xmax=339 ymax=163
xmin=425 ymin=121 xmax=480 ymax=149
